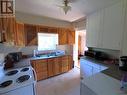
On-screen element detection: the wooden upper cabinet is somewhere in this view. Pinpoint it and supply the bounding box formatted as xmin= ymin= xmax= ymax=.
xmin=24 ymin=24 xmax=37 ymax=46
xmin=48 ymin=27 xmax=58 ymax=34
xmin=15 ymin=23 xmax=37 ymax=46
xmin=58 ymin=28 xmax=68 ymax=45
xmin=67 ymin=29 xmax=75 ymax=44
xmin=0 ymin=18 xmax=4 ymax=42
xmin=1 ymin=18 xmax=16 ymax=44
xmin=38 ymin=25 xmax=58 ymax=34
xmin=15 ymin=22 xmax=25 ymax=46
xmin=58 ymin=28 xmax=75 ymax=45
xmin=38 ymin=25 xmax=48 ymax=32
xmin=0 ymin=18 xmax=2 ymax=32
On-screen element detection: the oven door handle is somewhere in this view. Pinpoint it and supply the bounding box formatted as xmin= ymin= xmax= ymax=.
xmin=32 ymin=67 xmax=37 ymax=82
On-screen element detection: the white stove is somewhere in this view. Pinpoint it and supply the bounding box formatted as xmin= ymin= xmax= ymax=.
xmin=0 ymin=66 xmax=36 ymax=95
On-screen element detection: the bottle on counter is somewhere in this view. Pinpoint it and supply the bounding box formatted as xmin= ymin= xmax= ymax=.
xmin=33 ymin=50 xmax=37 ymax=57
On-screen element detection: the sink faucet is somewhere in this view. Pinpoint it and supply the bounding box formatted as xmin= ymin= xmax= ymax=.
xmin=33 ymin=50 xmax=38 ymax=57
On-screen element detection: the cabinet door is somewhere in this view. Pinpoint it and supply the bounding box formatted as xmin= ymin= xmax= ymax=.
xmin=35 ymin=59 xmax=47 ymax=72
xmin=58 ymin=28 xmax=68 ymax=45
xmin=24 ymin=24 xmax=37 ymax=46
xmin=38 ymin=26 xmax=48 ymax=32
xmin=54 ymin=57 xmax=61 ymax=75
xmin=37 ymin=71 xmax=47 ymax=80
xmin=6 ymin=18 xmax=16 ymax=43
xmin=67 ymin=30 xmax=75 ymax=44
xmin=102 ymin=1 xmax=123 ymax=50
xmin=61 ymin=56 xmax=69 ymax=72
xmin=15 ymin=22 xmax=25 ymax=46
xmin=86 ymin=11 xmax=103 ymax=48
xmin=0 ymin=18 xmax=2 ymax=32
xmin=31 ymin=59 xmax=48 ymax=81
xmin=48 ymin=27 xmax=58 ymax=34
xmin=68 ymin=55 xmax=73 ymax=70
xmin=47 ymin=58 xmax=54 ymax=77
xmin=30 ymin=60 xmax=36 ymax=68
xmin=0 ymin=18 xmax=5 ymax=42
xmin=1 ymin=18 xmax=16 ymax=44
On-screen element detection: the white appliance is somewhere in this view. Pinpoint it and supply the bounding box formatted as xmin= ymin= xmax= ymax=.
xmin=80 ymin=58 xmax=108 ymax=95
xmin=0 ymin=66 xmax=37 ymax=95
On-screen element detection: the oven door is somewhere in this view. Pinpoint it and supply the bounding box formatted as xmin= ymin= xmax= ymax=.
xmin=1 ymin=84 xmax=34 ymax=95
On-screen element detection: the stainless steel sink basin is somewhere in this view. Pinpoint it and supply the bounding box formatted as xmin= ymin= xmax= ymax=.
xmin=36 ymin=54 xmax=56 ymax=58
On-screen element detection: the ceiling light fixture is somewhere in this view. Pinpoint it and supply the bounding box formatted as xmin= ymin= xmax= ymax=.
xmin=61 ymin=0 xmax=71 ymax=14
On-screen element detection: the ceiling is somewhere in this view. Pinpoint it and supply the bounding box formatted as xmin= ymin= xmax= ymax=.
xmin=15 ymin=0 xmax=120 ymax=22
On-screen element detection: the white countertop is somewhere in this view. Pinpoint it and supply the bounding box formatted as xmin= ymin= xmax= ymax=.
xmin=81 ymin=73 xmax=127 ymax=95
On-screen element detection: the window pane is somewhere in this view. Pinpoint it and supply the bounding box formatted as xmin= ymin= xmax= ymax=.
xmin=38 ymin=33 xmax=58 ymax=50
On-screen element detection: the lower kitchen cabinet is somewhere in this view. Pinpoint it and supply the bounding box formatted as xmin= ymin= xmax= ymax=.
xmin=54 ymin=57 xmax=61 ymax=75
xmin=30 ymin=55 xmax=73 ymax=81
xmin=31 ymin=59 xmax=48 ymax=81
xmin=68 ymin=55 xmax=73 ymax=70
xmin=80 ymin=58 xmax=108 ymax=78
xmin=61 ymin=56 xmax=69 ymax=73
xmin=37 ymin=72 xmax=48 ymax=80
xmin=47 ymin=58 xmax=54 ymax=77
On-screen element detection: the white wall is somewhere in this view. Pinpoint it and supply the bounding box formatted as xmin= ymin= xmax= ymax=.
xmin=16 ymin=12 xmax=73 ymax=28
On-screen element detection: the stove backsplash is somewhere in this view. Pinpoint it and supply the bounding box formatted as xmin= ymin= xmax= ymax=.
xmin=0 ymin=43 xmax=37 ymax=55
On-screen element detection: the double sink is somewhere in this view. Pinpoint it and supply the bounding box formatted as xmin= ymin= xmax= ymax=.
xmin=33 ymin=53 xmax=63 ymax=60
xmin=36 ymin=54 xmax=57 ymax=58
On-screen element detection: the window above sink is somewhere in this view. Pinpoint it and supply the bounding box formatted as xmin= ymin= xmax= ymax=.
xmin=38 ymin=33 xmax=58 ymax=51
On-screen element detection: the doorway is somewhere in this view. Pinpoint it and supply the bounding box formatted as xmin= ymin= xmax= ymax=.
xmin=74 ymin=30 xmax=87 ymax=68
